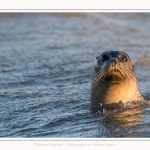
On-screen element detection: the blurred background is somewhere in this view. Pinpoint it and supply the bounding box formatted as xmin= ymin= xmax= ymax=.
xmin=0 ymin=13 xmax=150 ymax=137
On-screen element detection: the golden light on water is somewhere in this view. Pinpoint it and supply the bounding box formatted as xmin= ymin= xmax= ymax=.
xmin=103 ymin=108 xmax=144 ymax=128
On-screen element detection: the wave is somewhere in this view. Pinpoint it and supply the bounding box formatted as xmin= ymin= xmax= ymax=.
xmin=134 ymin=54 xmax=150 ymax=66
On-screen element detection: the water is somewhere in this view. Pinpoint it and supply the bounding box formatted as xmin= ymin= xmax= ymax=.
xmin=0 ymin=13 xmax=150 ymax=138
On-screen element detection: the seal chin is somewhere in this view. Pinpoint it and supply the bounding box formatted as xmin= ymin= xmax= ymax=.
xmin=105 ymin=69 xmax=125 ymax=84
xmin=105 ymin=75 xmax=123 ymax=84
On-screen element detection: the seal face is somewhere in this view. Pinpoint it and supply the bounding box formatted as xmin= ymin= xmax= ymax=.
xmin=90 ymin=50 xmax=144 ymax=112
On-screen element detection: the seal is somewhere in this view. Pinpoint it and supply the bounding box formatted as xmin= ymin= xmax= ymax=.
xmin=90 ymin=50 xmax=144 ymax=112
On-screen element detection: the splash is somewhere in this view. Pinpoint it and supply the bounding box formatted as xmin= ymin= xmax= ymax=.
xmin=95 ymin=100 xmax=149 ymax=116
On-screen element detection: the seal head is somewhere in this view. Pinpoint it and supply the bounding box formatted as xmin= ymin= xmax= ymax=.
xmin=90 ymin=51 xmax=144 ymax=112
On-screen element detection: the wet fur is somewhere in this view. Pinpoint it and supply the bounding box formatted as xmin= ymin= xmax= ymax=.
xmin=90 ymin=51 xmax=144 ymax=112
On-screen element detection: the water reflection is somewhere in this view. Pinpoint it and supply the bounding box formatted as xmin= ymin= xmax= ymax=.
xmin=102 ymin=108 xmax=144 ymax=128
xmin=97 ymin=108 xmax=145 ymax=137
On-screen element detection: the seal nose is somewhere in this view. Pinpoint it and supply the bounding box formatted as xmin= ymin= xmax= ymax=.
xmin=110 ymin=58 xmax=120 ymax=69
xmin=113 ymin=58 xmax=118 ymax=65
xmin=111 ymin=58 xmax=118 ymax=65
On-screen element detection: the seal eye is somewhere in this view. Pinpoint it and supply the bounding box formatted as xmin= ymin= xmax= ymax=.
xmin=122 ymin=56 xmax=128 ymax=62
xmin=101 ymin=54 xmax=110 ymax=62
